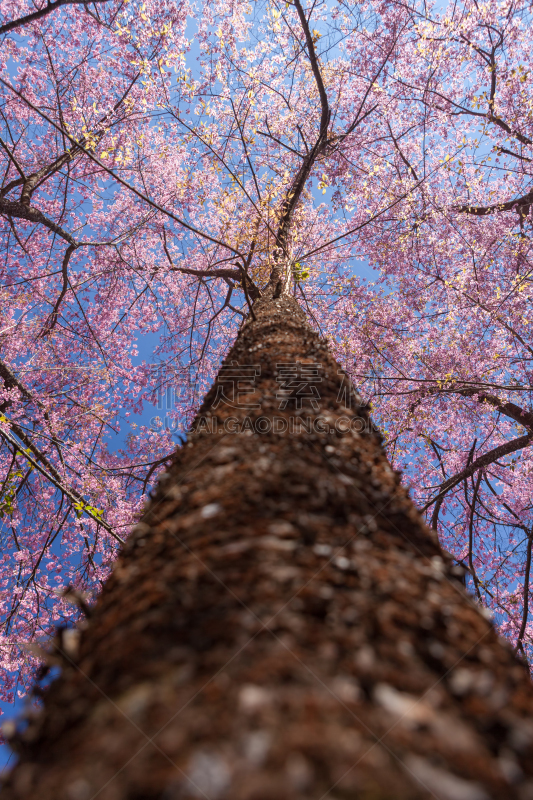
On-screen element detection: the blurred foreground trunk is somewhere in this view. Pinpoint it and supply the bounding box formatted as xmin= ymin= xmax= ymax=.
xmin=3 ymin=296 xmax=533 ymax=800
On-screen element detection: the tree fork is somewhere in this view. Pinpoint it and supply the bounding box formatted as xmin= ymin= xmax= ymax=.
xmin=3 ymin=296 xmax=533 ymax=800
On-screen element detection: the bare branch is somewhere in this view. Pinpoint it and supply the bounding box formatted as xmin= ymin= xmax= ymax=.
xmin=467 ymin=471 xmax=483 ymax=601
xmin=387 ymin=122 xmax=419 ymax=181
xmin=170 ymin=265 xmax=243 ymax=281
xmin=0 ymin=137 xmax=25 ymax=180
xmin=293 ymin=0 xmax=330 ymax=137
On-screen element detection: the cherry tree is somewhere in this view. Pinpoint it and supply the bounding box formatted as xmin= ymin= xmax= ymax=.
xmin=1 ymin=0 xmax=533 ymax=795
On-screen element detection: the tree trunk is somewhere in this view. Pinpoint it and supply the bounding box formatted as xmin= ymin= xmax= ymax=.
xmin=3 ymin=296 xmax=533 ymax=800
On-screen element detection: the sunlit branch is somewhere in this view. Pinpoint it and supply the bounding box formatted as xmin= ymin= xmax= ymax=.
xmin=454 ymin=388 xmax=533 ymax=430
xmin=494 ymin=146 xmax=532 ymax=163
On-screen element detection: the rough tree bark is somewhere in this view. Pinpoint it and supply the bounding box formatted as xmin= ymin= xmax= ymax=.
xmin=3 ymin=294 xmax=533 ymax=800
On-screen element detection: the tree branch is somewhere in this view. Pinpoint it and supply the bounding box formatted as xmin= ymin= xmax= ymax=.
xmin=0 ymin=197 xmax=77 ymax=244
xmin=515 ymin=528 xmax=533 ymax=656
xmin=161 ymin=230 xmax=243 ymax=282
xmin=387 ymin=122 xmax=419 ymax=181
xmin=0 ymin=424 xmax=122 ymax=542
xmin=467 ymin=471 xmax=483 ymax=601
xmin=423 ymin=433 xmax=533 ymax=518
xmin=0 ymin=359 xmax=34 ymax=406
xmin=0 ymin=75 xmax=242 ymax=256
xmin=268 ymin=0 xmax=331 ymax=290
xmin=40 ymin=243 xmax=76 ymax=336
xmin=0 ymin=0 xmax=111 ymax=36
xmin=494 ymin=146 xmax=532 ymax=163
xmin=455 ymin=188 xmax=533 ymax=216
xmin=455 ymin=388 xmax=533 ymax=430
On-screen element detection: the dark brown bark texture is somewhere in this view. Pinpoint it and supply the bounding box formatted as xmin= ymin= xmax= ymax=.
xmin=3 ymin=296 xmax=533 ymax=800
